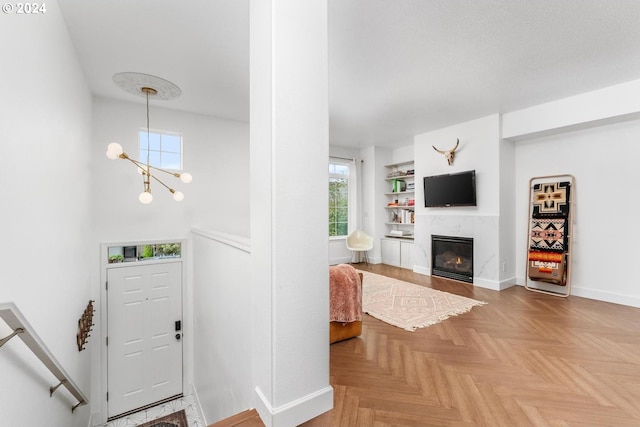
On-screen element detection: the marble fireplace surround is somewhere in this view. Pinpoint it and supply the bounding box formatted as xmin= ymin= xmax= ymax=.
xmin=414 ymin=214 xmax=504 ymax=290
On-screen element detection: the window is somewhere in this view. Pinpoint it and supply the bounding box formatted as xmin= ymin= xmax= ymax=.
xmin=329 ymin=161 xmax=350 ymax=237
xmin=139 ymin=130 xmax=183 ymax=170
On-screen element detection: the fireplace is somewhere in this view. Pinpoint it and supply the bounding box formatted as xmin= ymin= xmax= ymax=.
xmin=431 ymin=235 xmax=474 ymax=283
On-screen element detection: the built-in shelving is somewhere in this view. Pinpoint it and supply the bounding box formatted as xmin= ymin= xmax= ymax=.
xmin=382 ymin=160 xmax=415 ymax=269
xmin=384 ymin=161 xmax=415 ymax=240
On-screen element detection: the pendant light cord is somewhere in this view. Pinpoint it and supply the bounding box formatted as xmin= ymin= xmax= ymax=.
xmin=146 ymin=89 xmax=151 ymax=173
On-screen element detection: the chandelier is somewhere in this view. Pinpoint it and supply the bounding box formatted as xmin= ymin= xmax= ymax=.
xmin=106 ymin=73 xmax=192 ymax=204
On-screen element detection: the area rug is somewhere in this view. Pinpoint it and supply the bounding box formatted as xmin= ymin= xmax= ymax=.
xmin=361 ymin=271 xmax=486 ymax=331
xmin=138 ymin=409 xmax=187 ymax=427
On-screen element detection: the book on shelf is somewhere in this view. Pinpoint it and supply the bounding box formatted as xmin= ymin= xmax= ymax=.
xmin=392 ymin=179 xmax=407 ymax=193
xmin=402 ymin=209 xmax=414 ymax=224
xmin=390 ymin=209 xmax=415 ymax=224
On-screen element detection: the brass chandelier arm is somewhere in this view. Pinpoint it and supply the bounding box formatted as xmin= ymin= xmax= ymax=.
xmin=143 ymin=163 xmax=183 ymax=179
xmin=149 ymin=172 xmax=175 ymax=192
xmin=119 ymin=152 xmax=175 ymax=193
xmin=118 ymin=153 xmax=182 ymax=179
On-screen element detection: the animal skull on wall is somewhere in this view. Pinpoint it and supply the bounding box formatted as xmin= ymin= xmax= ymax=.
xmin=432 ymin=139 xmax=460 ymax=165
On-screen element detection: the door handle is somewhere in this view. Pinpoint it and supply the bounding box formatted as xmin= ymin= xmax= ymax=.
xmin=175 ymin=333 xmax=181 ymax=340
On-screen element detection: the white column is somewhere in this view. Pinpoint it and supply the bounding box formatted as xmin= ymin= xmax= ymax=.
xmin=250 ymin=1 xmax=331 ymax=426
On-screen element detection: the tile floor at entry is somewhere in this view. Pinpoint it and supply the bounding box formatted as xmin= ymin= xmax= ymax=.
xmin=96 ymin=395 xmax=205 ymax=427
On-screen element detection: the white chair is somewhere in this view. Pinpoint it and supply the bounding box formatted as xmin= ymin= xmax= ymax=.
xmin=346 ymin=230 xmax=374 ymax=264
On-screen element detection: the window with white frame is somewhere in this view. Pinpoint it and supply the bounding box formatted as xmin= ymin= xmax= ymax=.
xmin=329 ymin=160 xmax=351 ymax=237
xmin=139 ymin=130 xmax=183 ymax=170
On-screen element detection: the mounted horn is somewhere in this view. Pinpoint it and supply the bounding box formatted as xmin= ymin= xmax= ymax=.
xmin=432 ymin=138 xmax=460 ymax=166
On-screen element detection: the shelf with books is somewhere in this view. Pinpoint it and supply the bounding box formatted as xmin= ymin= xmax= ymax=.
xmin=384 ymin=161 xmax=415 ymax=241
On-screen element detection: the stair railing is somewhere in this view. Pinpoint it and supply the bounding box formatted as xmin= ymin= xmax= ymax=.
xmin=0 ymin=302 xmax=88 ymax=413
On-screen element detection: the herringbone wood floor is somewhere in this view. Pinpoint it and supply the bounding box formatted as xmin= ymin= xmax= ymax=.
xmin=213 ymin=264 xmax=640 ymax=427
xmin=301 ymin=264 xmax=640 ymax=427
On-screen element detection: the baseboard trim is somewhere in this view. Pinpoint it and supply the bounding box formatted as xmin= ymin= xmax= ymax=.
xmin=514 ymin=277 xmax=640 ymax=308
xmin=413 ymin=266 xmax=429 ymax=275
xmin=190 ymin=383 xmax=207 ymax=426
xmin=473 ymin=276 xmax=517 ymax=291
xmin=254 ymin=385 xmax=333 ymax=427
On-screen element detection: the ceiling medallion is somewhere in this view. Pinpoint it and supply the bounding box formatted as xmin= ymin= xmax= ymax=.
xmin=112 ymin=72 xmax=182 ymax=100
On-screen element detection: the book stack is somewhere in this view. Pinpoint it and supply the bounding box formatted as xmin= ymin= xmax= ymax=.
xmin=393 ymin=179 xmax=407 ymax=193
xmin=398 ymin=209 xmax=414 ymax=224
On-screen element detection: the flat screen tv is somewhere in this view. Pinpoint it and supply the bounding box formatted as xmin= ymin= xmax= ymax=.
xmin=423 ymin=170 xmax=476 ymax=207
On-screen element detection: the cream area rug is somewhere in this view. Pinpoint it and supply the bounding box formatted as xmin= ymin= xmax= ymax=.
xmin=361 ymin=271 xmax=486 ymax=331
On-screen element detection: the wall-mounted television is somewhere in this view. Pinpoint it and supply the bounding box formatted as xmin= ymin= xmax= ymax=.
xmin=423 ymin=170 xmax=477 ymax=207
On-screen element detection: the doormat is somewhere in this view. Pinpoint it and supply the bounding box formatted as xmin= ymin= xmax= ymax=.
xmin=138 ymin=409 xmax=188 ymax=427
xmin=361 ymin=271 xmax=486 ymax=331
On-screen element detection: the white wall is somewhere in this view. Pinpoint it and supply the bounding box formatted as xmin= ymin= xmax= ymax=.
xmin=498 ymin=134 xmax=517 ymax=283
xmin=0 ymin=3 xmax=93 ymax=426
xmin=191 ymin=229 xmax=252 ymax=424
xmin=413 ymin=115 xmax=512 ymax=289
xmin=360 ymin=146 xmax=391 ymax=264
xmin=504 ymin=79 xmax=640 ymax=307
xmin=390 ymin=145 xmax=414 ymax=165
xmin=514 ymin=118 xmax=640 ymax=306
xmin=91 ymin=96 xmax=250 ymax=243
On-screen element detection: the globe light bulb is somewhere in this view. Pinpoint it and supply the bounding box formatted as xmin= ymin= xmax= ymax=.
xmin=106 ymin=142 xmax=123 ymax=159
xmin=139 ymin=191 xmax=153 ymax=204
xmin=180 ymin=172 xmax=192 ymax=184
xmin=172 ymin=191 xmax=184 ymax=202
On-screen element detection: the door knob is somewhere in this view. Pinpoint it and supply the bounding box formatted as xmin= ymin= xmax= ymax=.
xmin=175 ymin=333 xmax=181 ymax=340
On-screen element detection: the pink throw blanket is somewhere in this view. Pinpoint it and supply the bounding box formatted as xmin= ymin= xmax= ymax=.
xmin=329 ymin=264 xmax=362 ymax=323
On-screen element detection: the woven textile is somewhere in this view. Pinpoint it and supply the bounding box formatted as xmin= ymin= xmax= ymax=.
xmin=361 ymin=271 xmax=486 ymax=332
xmin=330 ymin=264 xmax=362 ymax=323
xmin=138 ymin=410 xmax=188 ymax=427
xmin=529 ymin=218 xmax=566 ymax=251
xmin=532 ymin=181 xmax=570 ymax=218
xmin=528 ymin=251 xmax=566 ymax=285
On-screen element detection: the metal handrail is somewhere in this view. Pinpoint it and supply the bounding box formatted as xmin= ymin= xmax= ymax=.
xmin=0 ymin=302 xmax=88 ymax=413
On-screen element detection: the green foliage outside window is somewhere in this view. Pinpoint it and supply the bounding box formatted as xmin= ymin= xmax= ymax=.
xmin=329 ymin=177 xmax=348 ymax=237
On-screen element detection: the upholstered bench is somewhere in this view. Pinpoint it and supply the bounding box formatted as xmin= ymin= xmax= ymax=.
xmin=329 ymin=264 xmax=363 ymax=344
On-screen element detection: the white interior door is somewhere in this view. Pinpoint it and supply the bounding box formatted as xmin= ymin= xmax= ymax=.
xmin=107 ymin=261 xmax=183 ymax=418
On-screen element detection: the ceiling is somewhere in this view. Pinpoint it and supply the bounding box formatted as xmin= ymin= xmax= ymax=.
xmin=58 ymin=0 xmax=640 ymax=148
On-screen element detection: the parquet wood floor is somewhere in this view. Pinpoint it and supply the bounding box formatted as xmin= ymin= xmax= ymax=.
xmin=301 ymin=264 xmax=640 ymax=427
xmin=212 ymin=264 xmax=640 ymax=426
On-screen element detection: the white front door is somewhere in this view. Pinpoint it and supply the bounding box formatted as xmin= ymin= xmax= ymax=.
xmin=107 ymin=261 xmax=183 ymax=418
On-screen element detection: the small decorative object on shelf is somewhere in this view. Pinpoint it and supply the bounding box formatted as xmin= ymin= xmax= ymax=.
xmin=76 ymin=300 xmax=95 ymax=352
